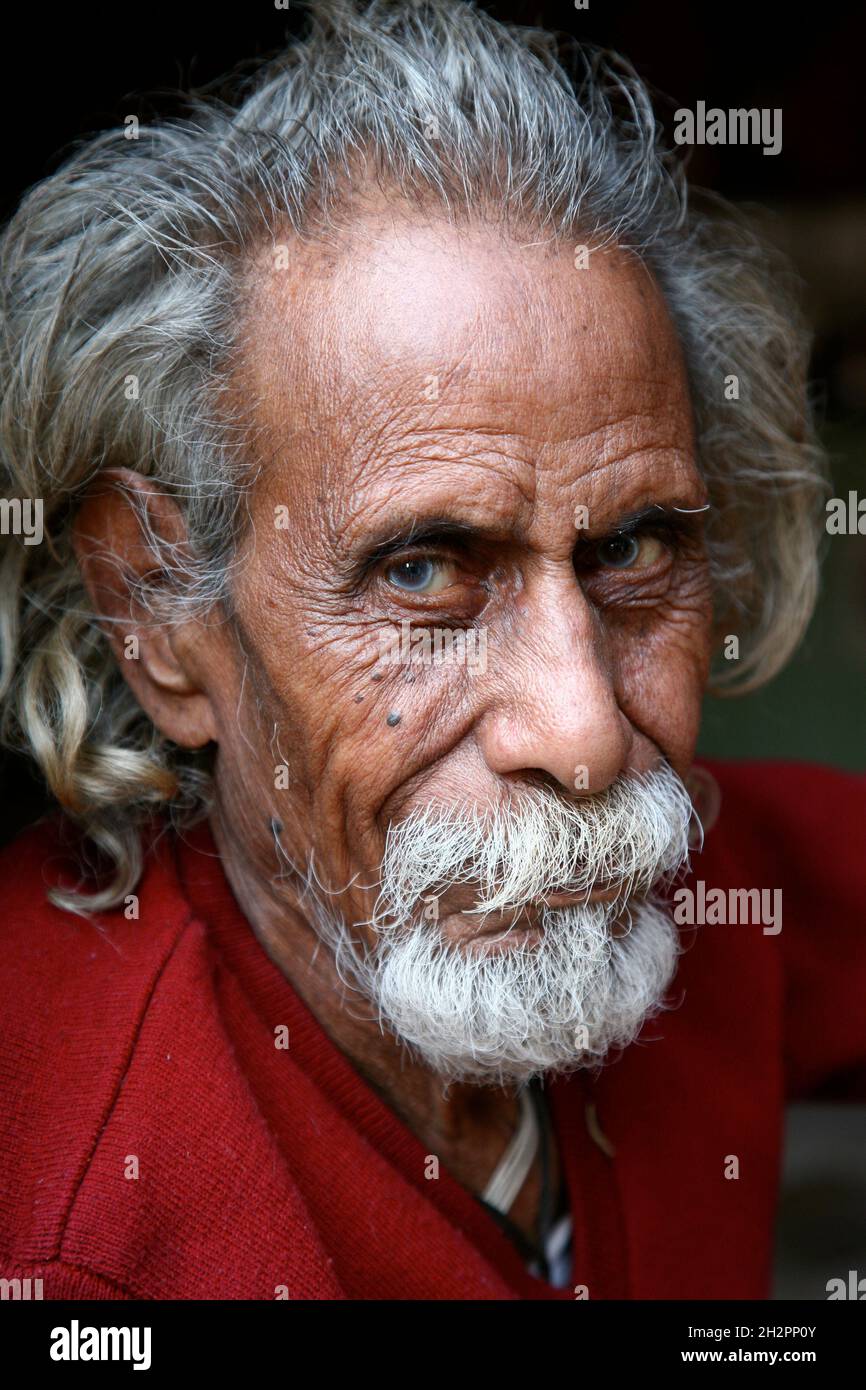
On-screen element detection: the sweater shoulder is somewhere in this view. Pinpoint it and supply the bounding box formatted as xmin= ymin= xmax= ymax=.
xmin=695 ymin=759 xmax=866 ymax=1097
xmin=696 ymin=756 xmax=865 ymax=875
xmin=0 ymin=815 xmax=201 ymax=1264
xmin=0 ymin=814 xmax=196 ymax=1005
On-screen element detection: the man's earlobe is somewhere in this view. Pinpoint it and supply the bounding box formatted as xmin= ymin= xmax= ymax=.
xmin=72 ymin=468 xmax=220 ymax=749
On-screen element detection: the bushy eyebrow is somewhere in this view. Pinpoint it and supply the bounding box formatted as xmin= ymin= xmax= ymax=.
xmin=362 ymin=518 xmax=487 ymax=563
xmin=335 ymin=499 xmax=709 ymax=581
xmin=604 ymin=502 xmax=711 ymax=535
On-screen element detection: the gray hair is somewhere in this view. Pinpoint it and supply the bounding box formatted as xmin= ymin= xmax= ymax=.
xmin=0 ymin=0 xmax=826 ymax=912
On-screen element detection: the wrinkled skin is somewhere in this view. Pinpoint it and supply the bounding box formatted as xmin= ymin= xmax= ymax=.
xmin=74 ymin=198 xmax=713 ymax=1247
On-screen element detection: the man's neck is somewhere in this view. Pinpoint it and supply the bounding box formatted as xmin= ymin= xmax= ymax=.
xmin=209 ymin=812 xmax=559 ymax=1250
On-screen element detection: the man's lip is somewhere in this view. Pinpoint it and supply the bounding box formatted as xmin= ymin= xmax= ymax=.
xmin=447 ymin=887 xmax=623 ymax=940
xmin=459 ymin=887 xmax=620 ymax=915
xmin=540 ymin=887 xmax=621 ymax=907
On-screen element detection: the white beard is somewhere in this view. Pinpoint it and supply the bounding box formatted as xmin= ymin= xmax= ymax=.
xmin=306 ymin=764 xmax=694 ymax=1086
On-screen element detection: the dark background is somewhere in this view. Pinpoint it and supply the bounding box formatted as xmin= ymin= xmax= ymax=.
xmin=1 ymin=0 xmax=864 ymax=849
xmin=1 ymin=0 xmax=864 ymax=1296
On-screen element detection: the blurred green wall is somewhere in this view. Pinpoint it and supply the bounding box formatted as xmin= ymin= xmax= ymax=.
xmin=698 ymin=422 xmax=866 ymax=772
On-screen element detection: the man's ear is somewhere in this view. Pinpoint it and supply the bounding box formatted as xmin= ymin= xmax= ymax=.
xmin=72 ymin=468 xmax=222 ymax=749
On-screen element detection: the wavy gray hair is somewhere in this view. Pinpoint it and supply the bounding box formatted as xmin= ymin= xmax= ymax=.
xmin=0 ymin=0 xmax=826 ymax=912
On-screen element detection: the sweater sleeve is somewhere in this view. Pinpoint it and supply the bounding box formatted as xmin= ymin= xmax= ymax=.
xmin=0 ymin=1257 xmax=134 ymax=1299
xmin=707 ymin=760 xmax=866 ymax=1102
xmin=777 ymin=765 xmax=866 ymax=1101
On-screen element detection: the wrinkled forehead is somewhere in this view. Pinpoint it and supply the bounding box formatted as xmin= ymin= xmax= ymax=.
xmin=235 ymin=204 xmax=693 ymax=503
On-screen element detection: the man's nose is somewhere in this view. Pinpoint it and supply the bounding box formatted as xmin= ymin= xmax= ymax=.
xmin=475 ymin=584 xmax=633 ymax=797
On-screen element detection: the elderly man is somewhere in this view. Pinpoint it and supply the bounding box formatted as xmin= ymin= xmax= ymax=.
xmin=0 ymin=0 xmax=862 ymax=1301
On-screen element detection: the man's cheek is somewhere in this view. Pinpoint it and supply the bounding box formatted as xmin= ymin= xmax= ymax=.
xmin=616 ymin=637 xmax=709 ymax=770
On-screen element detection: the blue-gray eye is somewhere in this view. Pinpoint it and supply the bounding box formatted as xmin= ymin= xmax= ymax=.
xmin=386 ymin=557 xmax=454 ymax=594
xmin=596 ymin=533 xmax=663 ymax=570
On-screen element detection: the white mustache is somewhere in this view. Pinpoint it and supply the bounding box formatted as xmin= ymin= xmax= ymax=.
xmin=303 ymin=763 xmax=695 ymax=1085
xmin=375 ymin=763 xmax=693 ymax=929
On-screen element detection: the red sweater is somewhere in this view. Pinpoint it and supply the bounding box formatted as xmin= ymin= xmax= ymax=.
xmin=0 ymin=760 xmax=864 ymax=1300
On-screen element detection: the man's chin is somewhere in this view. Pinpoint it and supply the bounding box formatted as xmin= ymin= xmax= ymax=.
xmin=365 ymin=898 xmax=682 ymax=1087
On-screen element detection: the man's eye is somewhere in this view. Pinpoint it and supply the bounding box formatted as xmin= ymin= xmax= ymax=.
xmin=595 ymin=533 xmax=665 ymax=571
xmin=384 ymin=556 xmax=456 ymax=594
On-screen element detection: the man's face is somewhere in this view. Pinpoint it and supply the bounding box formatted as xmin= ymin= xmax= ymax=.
xmin=208 ymin=203 xmax=713 ymax=962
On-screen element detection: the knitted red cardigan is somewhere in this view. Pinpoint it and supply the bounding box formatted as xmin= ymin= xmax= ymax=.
xmin=0 ymin=759 xmax=863 ymax=1300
